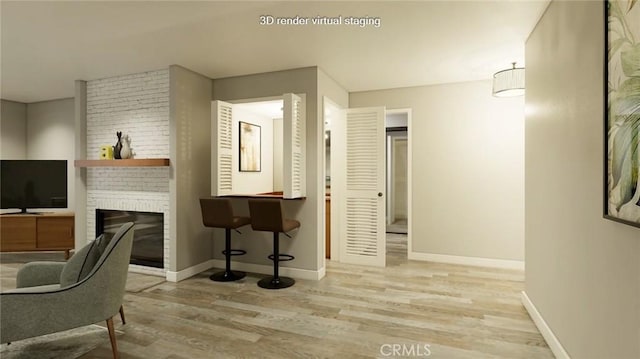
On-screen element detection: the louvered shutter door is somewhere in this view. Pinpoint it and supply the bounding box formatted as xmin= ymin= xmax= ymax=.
xmin=340 ymin=107 xmax=386 ymax=267
xmin=283 ymin=93 xmax=306 ymax=199
xmin=211 ymin=101 xmax=234 ymax=196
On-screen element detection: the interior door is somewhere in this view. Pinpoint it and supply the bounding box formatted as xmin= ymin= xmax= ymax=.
xmin=339 ymin=107 xmax=386 ymax=267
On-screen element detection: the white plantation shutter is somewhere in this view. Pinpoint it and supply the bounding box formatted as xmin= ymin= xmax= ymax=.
xmin=283 ymin=93 xmax=306 ymax=199
xmin=211 ymin=101 xmax=234 ymax=196
xmin=340 ymin=107 xmax=386 ymax=267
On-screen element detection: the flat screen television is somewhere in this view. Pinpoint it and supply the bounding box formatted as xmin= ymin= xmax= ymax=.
xmin=0 ymin=160 xmax=68 ymax=214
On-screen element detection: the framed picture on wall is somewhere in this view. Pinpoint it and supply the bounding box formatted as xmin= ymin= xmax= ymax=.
xmin=239 ymin=121 xmax=261 ymax=172
xmin=604 ymin=0 xmax=640 ymax=228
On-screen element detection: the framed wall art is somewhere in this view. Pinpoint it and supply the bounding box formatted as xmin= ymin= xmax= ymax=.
xmin=239 ymin=121 xmax=261 ymax=172
xmin=605 ymin=0 xmax=640 ymax=228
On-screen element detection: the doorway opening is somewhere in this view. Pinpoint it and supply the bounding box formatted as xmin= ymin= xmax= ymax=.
xmin=384 ymin=110 xmax=410 ymax=261
xmin=386 ymin=125 xmax=408 ymax=234
xmin=324 ymin=99 xmax=412 ymax=266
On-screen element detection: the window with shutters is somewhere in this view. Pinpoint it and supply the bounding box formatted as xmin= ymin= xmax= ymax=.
xmin=211 ymin=94 xmax=306 ymax=198
xmin=211 ymin=101 xmax=234 ymax=196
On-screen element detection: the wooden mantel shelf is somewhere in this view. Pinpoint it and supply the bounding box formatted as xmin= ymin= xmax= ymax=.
xmin=74 ymin=159 xmax=170 ymax=167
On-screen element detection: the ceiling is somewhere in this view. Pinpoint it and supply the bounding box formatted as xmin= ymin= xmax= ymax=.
xmin=0 ymin=0 xmax=550 ymax=104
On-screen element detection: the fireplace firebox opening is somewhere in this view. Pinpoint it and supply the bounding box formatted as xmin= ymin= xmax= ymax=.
xmin=96 ymin=209 xmax=164 ymax=268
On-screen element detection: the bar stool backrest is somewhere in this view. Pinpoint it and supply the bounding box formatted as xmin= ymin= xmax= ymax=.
xmin=200 ymin=198 xmax=235 ymax=228
xmin=248 ymin=199 xmax=284 ymax=232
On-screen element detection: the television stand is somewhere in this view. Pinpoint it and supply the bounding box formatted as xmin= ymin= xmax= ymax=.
xmin=1 ymin=211 xmax=44 ymax=216
xmin=0 ymin=212 xmax=74 ymax=259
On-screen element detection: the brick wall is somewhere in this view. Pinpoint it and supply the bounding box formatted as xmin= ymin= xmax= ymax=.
xmin=86 ymin=69 xmax=169 ymax=159
xmin=85 ymin=69 xmax=170 ymax=271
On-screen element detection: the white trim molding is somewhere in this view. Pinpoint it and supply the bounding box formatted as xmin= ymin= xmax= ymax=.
xmin=128 ymin=264 xmax=165 ymax=277
xmin=521 ymin=291 xmax=571 ymax=359
xmin=408 ymin=251 xmax=524 ymax=270
xmin=165 ymin=259 xmax=326 ymax=282
xmin=165 ymin=259 xmax=217 ymax=282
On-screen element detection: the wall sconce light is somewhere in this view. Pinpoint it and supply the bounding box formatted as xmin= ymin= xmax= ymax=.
xmin=492 ymin=62 xmax=525 ymax=97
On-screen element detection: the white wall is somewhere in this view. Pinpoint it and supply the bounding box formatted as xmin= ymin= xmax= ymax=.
xmin=525 ymin=1 xmax=640 ymax=358
xmin=26 ymin=98 xmax=75 ymax=211
xmin=351 ymin=80 xmax=525 ymax=262
xmin=232 ymin=106 xmax=274 ymax=194
xmin=0 ymin=99 xmax=27 ymax=159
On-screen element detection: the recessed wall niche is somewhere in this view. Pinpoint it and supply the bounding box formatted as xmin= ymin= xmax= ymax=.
xmin=211 ymin=93 xmax=306 ymax=198
xmin=232 ymin=99 xmax=283 ymax=194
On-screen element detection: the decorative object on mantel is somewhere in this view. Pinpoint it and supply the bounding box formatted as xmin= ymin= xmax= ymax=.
xmin=604 ymin=0 xmax=640 ymax=228
xmin=120 ymin=134 xmax=132 ymax=159
xmin=492 ymin=62 xmax=525 ymax=97
xmin=113 ymin=131 xmax=123 ymax=159
xmin=99 ymin=146 xmax=113 ymax=160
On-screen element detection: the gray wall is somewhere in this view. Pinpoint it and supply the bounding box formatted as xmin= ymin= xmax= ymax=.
xmin=74 ymin=81 xmax=87 ymax=250
xmin=525 ymin=1 xmax=640 ymax=358
xmin=212 ymin=67 xmax=321 ymax=271
xmin=350 ymin=80 xmax=525 ymax=262
xmin=0 ymin=98 xmax=75 ymax=211
xmin=26 ymin=98 xmax=75 ymax=211
xmin=169 ymin=65 xmax=213 ymax=271
xmin=0 ymin=99 xmax=27 ymax=159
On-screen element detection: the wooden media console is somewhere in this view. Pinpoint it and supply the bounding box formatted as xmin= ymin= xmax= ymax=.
xmin=0 ymin=213 xmax=74 ymax=259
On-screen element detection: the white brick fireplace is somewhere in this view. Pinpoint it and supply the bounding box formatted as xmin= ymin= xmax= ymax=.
xmin=85 ymin=69 xmax=171 ymax=274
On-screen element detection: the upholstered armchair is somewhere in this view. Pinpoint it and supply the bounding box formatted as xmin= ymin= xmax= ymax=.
xmin=0 ymin=222 xmax=135 ymax=359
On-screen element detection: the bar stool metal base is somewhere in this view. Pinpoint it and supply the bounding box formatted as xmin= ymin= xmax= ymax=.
xmin=209 ymin=228 xmax=247 ymax=282
xmin=258 ymin=232 xmax=296 ymax=290
xmin=210 ymin=270 xmax=246 ymax=282
xmin=258 ymin=276 xmax=295 ymax=289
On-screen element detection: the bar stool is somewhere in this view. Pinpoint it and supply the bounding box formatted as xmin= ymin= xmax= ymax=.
xmin=200 ymin=198 xmax=250 ymax=282
xmin=248 ymin=199 xmax=300 ymax=289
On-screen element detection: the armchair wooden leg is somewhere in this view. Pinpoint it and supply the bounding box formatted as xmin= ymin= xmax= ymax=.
xmin=119 ymin=305 xmax=126 ymax=325
xmin=106 ymin=317 xmax=119 ymax=359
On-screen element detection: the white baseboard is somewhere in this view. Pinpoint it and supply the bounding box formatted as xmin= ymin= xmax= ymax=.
xmin=408 ymin=251 xmax=524 ymax=270
xmin=521 ymin=291 xmax=570 ymax=359
xmin=165 ymin=259 xmax=325 ymax=282
xmin=128 ymin=264 xmax=165 ymax=277
xmin=211 ymin=259 xmax=326 ymax=281
xmin=165 ymin=259 xmax=216 ymax=282
xmin=317 ymin=265 xmax=326 ymax=280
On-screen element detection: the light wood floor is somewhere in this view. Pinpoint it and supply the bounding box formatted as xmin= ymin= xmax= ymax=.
xmin=387 ymin=219 xmax=408 ymax=234
xmin=0 ymin=236 xmax=553 ymax=359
